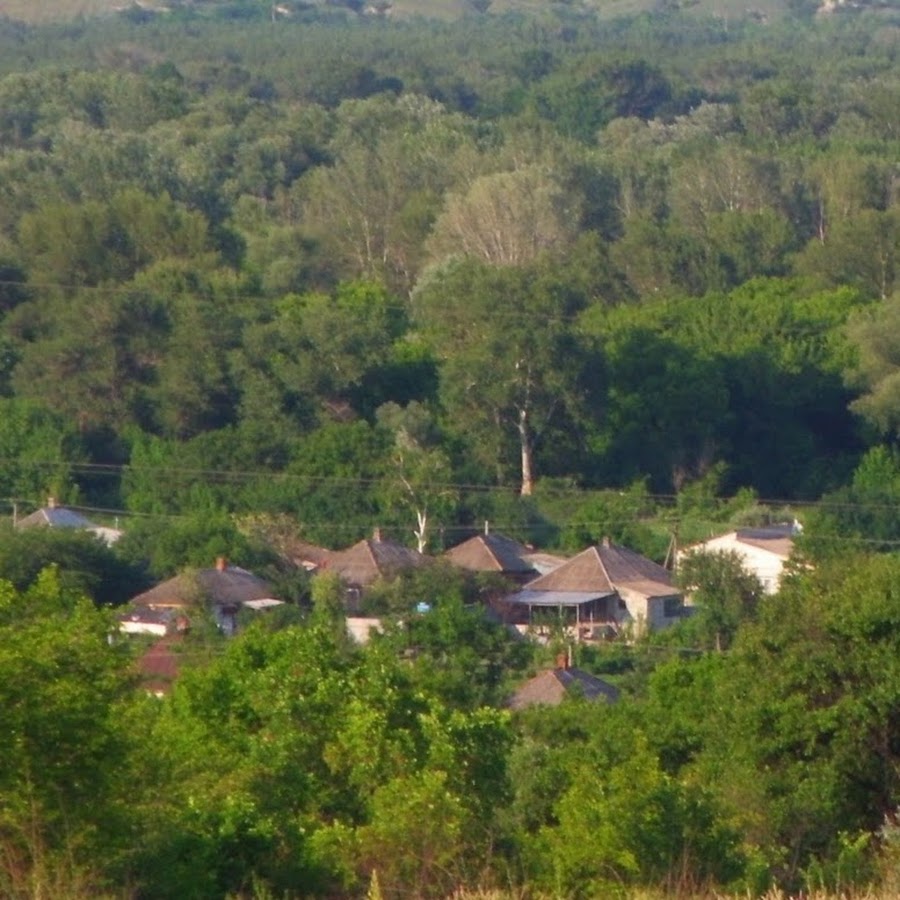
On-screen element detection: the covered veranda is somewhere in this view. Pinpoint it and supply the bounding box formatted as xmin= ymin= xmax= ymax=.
xmin=502 ymin=589 xmax=622 ymax=641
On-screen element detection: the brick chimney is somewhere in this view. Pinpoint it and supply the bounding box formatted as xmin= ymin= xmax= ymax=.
xmin=215 ymin=556 xmax=227 ymax=571
xmin=372 ymin=527 xmax=382 ymax=543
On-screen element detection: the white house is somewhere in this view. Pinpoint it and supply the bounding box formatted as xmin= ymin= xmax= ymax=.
xmin=677 ymin=523 xmax=800 ymax=594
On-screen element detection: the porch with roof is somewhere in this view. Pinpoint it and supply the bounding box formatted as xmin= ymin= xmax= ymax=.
xmin=499 ymin=588 xmax=626 ymax=642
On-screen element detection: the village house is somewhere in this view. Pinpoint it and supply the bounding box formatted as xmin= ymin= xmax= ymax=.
xmin=444 ymin=526 xmax=539 ymax=581
xmin=677 ymin=522 xmax=800 ymax=594
xmin=500 ymin=538 xmax=686 ymax=639
xmin=15 ymin=496 xmax=123 ymax=545
xmin=323 ymin=528 xmax=427 ymax=610
xmin=121 ymin=557 xmax=283 ymax=636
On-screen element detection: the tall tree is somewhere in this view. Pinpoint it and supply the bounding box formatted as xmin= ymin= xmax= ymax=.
xmin=375 ymin=402 xmax=457 ymax=553
xmin=413 ymin=257 xmax=590 ymax=495
xmin=426 ymin=164 xmax=579 ymax=268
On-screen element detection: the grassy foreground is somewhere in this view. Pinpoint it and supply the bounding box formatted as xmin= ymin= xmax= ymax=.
xmin=447 ymin=892 xmax=900 ymax=900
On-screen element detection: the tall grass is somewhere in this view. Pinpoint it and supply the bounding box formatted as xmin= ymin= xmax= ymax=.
xmin=449 ymin=892 xmax=900 ymax=900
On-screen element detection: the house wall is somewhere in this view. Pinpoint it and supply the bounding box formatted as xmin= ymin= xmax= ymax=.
xmin=119 ymin=620 xmax=168 ymax=637
xmin=687 ymin=534 xmax=785 ymax=594
xmin=346 ymin=617 xmax=383 ymax=644
xmin=616 ymin=588 xmax=685 ymax=634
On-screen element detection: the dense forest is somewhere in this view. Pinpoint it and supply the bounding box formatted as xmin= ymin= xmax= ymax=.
xmin=0 ymin=0 xmax=899 ymax=897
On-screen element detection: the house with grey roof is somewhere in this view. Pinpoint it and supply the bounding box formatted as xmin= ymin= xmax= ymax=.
xmin=444 ymin=528 xmax=538 ymax=580
xmin=124 ymin=557 xmax=283 ymax=636
xmin=502 ymin=538 xmax=686 ymax=638
xmin=16 ymin=497 xmax=123 ymax=545
xmin=323 ymin=529 xmax=426 ymax=608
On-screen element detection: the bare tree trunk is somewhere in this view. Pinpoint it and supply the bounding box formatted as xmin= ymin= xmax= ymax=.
xmin=518 ymin=408 xmax=534 ymax=496
xmin=414 ymin=509 xmax=428 ymax=554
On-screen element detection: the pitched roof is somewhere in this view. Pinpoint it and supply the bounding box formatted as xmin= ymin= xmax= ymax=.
xmin=509 ymin=666 xmax=620 ymax=710
xmin=444 ymin=532 xmax=537 ymax=574
xmin=130 ymin=563 xmax=277 ymax=609
xmin=684 ymin=524 xmax=797 ymax=561
xmin=325 ymin=535 xmax=425 ymax=587
xmin=523 ymin=540 xmax=674 ymax=598
xmin=285 ymin=539 xmax=332 ymax=571
xmin=16 ymin=505 xmax=97 ymax=529
xmin=734 ymin=526 xmax=795 ymax=559
xmin=522 ymin=551 xmax=569 ymax=575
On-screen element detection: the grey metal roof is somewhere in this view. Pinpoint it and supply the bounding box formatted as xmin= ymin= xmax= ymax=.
xmin=505 ymin=589 xmax=613 ymax=608
xmin=16 ymin=506 xmax=97 ymax=529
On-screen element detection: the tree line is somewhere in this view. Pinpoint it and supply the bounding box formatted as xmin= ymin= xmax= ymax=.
xmin=0 ymin=2 xmax=896 ymax=543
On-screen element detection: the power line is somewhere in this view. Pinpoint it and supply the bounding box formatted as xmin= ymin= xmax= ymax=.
xmin=11 ymin=456 xmax=900 ymax=513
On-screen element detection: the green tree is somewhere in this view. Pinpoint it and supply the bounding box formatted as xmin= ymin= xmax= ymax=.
xmin=0 ymin=525 xmax=144 ymax=607
xmin=0 ymin=398 xmax=84 ymax=502
xmin=413 ymin=257 xmax=590 ymax=495
xmin=375 ymin=402 xmax=457 ymax=553
xmin=676 ymin=549 xmax=764 ymax=651
xmin=426 ymin=165 xmax=579 ymax=268
xmin=16 ymin=189 xmax=209 ymax=288
xmin=694 ymin=554 xmax=900 ymax=888
xmin=243 ymin=280 xmax=405 ymax=426
xmin=0 ymin=574 xmax=133 ymax=891
xmin=540 ymin=735 xmax=741 ymax=897
xmin=806 ymin=446 xmax=900 ymax=553
xmin=298 ymin=94 xmax=479 ymax=291
xmin=795 ymin=209 xmax=899 ymax=300
xmin=10 ymin=287 xmax=169 ymax=434
xmin=845 ymin=293 xmax=900 ymax=436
